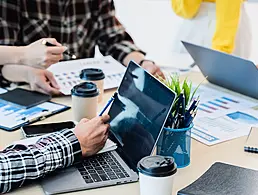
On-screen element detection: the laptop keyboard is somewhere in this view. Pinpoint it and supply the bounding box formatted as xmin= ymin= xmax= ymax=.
xmin=76 ymin=152 xmax=131 ymax=184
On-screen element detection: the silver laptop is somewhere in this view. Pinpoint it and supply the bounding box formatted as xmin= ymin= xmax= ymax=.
xmin=182 ymin=41 xmax=258 ymax=99
xmin=41 ymin=61 xmax=176 ymax=194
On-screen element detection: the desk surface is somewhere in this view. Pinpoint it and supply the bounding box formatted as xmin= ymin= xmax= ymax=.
xmin=1 ymin=71 xmax=258 ymax=195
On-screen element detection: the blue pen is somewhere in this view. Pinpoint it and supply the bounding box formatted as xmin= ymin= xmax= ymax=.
xmin=181 ymin=94 xmax=186 ymax=116
xmin=98 ymin=93 xmax=117 ymax=116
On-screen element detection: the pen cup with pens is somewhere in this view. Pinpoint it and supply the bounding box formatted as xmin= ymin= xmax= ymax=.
xmin=157 ymin=75 xmax=200 ymax=168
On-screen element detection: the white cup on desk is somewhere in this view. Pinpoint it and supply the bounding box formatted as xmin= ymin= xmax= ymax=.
xmin=80 ymin=68 xmax=105 ymax=102
xmin=71 ymin=82 xmax=99 ymax=122
xmin=137 ymin=155 xmax=177 ymax=195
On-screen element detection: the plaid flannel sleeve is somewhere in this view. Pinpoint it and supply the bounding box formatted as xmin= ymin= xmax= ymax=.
xmin=0 ymin=129 xmax=82 ymax=194
xmin=97 ymin=0 xmax=146 ymax=64
xmin=0 ymin=0 xmax=21 ymax=45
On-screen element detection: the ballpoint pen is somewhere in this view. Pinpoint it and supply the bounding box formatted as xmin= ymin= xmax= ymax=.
xmin=22 ymin=110 xmax=52 ymax=124
xmin=41 ymin=40 xmax=77 ymax=59
xmin=98 ymin=92 xmax=117 ymax=116
xmin=181 ymin=93 xmax=186 ymax=117
xmin=184 ymin=110 xmax=197 ymax=127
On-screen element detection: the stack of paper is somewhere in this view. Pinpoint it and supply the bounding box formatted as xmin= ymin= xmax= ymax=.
xmin=191 ymin=85 xmax=258 ymax=146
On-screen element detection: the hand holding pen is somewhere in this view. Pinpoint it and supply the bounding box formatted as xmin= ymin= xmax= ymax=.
xmin=42 ymin=39 xmax=77 ymax=60
xmin=98 ymin=92 xmax=117 ymax=116
xmin=22 ymin=38 xmax=67 ymax=69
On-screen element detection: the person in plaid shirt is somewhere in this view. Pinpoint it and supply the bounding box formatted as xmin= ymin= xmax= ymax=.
xmin=0 ymin=115 xmax=110 ymax=193
xmin=0 ymin=0 xmax=164 ymax=95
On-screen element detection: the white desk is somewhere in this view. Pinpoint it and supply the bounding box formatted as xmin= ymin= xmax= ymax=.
xmin=1 ymin=72 xmax=258 ymax=195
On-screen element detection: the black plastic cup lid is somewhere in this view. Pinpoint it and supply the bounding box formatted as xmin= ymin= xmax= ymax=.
xmin=80 ymin=68 xmax=105 ymax=81
xmin=71 ymin=82 xmax=99 ymax=98
xmin=137 ymin=156 xmax=177 ymax=177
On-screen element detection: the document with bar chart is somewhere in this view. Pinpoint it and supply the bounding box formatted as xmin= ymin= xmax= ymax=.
xmin=194 ymin=85 xmax=257 ymax=119
xmin=189 ymin=85 xmax=258 ymax=145
xmin=48 ymin=56 xmax=126 ymax=95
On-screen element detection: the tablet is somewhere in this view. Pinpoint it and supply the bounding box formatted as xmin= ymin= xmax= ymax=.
xmin=0 ymin=88 xmax=51 ymax=109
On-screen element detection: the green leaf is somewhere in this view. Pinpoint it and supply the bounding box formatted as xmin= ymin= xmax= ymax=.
xmin=182 ymin=78 xmax=191 ymax=106
xmin=190 ymin=76 xmax=207 ymax=101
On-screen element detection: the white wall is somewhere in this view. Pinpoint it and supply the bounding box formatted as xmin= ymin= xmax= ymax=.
xmin=114 ymin=0 xmax=186 ymax=66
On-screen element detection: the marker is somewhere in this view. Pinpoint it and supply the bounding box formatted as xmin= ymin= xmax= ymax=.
xmin=41 ymin=40 xmax=77 ymax=59
xmin=98 ymin=93 xmax=117 ymax=116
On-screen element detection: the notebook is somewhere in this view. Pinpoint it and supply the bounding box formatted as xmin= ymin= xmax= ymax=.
xmin=177 ymin=162 xmax=258 ymax=195
xmin=244 ymin=127 xmax=258 ymax=153
xmin=0 ymin=88 xmax=51 ymax=109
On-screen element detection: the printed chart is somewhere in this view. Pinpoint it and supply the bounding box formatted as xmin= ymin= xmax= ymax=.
xmin=0 ymin=101 xmax=66 ymax=130
xmin=193 ymin=86 xmax=257 ymax=119
xmin=48 ymin=56 xmax=126 ymax=95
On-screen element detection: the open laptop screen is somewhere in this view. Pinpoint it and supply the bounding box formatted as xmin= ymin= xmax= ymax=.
xmin=108 ymin=61 xmax=175 ymax=170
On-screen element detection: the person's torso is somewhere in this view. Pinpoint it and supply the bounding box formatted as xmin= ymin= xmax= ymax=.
xmin=18 ymin=0 xmax=100 ymax=59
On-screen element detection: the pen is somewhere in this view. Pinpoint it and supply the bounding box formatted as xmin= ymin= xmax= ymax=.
xmin=23 ymin=110 xmax=52 ymax=123
xmin=187 ymin=96 xmax=199 ymax=113
xmin=41 ymin=40 xmax=77 ymax=59
xmin=181 ymin=93 xmax=185 ymax=116
xmin=98 ymin=93 xmax=117 ymax=116
xmin=184 ymin=110 xmax=197 ymax=127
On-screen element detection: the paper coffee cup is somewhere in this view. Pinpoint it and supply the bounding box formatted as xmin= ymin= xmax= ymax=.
xmin=71 ymin=82 xmax=99 ymax=122
xmin=137 ymin=155 xmax=177 ymax=195
xmin=80 ymin=68 xmax=105 ymax=102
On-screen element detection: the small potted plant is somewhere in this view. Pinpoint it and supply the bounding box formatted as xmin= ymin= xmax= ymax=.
xmin=157 ymin=74 xmax=201 ymax=168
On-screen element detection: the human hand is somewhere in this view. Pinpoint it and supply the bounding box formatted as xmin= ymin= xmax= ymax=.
xmin=74 ymin=115 xmax=110 ymax=157
xmin=21 ymin=38 xmax=67 ymax=69
xmin=26 ymin=67 xmax=61 ymax=95
xmin=141 ymin=61 xmax=165 ymax=79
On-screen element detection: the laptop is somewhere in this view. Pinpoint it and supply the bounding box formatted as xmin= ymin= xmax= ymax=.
xmin=182 ymin=41 xmax=258 ymax=99
xmin=41 ymin=61 xmax=176 ymax=194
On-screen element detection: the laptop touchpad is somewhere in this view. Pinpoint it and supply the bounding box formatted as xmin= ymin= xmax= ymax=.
xmin=41 ymin=167 xmax=85 ymax=194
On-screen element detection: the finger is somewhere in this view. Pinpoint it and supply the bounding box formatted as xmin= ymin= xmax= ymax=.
xmin=101 ymin=124 xmax=110 ymax=135
xmin=31 ymin=84 xmax=49 ymax=95
xmin=45 ymin=38 xmax=62 ymax=47
xmin=102 ymin=134 xmax=109 ymax=144
xmin=80 ymin=118 xmax=90 ymax=123
xmin=150 ymin=66 xmax=159 ymax=74
xmin=100 ymin=115 xmax=110 ymax=123
xmin=156 ymin=70 xmax=165 ymax=79
xmin=45 ymin=71 xmax=60 ymax=89
xmin=47 ymin=46 xmax=67 ymax=55
xmin=36 ymin=82 xmax=61 ymax=95
xmin=93 ymin=124 xmax=109 ymax=137
xmin=45 ymin=54 xmax=63 ymax=63
xmin=40 ymin=61 xmax=52 ymax=69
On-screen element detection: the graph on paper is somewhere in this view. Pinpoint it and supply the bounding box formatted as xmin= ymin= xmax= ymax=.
xmin=193 ymin=86 xmax=257 ymax=118
xmin=48 ymin=56 xmax=126 ymax=95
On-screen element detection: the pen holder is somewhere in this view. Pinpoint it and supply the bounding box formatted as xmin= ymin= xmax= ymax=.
xmin=157 ymin=123 xmax=193 ymax=168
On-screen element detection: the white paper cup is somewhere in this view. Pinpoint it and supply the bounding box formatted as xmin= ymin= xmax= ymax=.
xmin=137 ymin=156 xmax=177 ymax=195
xmin=71 ymin=82 xmax=99 ymax=122
xmin=80 ymin=68 xmax=105 ymax=102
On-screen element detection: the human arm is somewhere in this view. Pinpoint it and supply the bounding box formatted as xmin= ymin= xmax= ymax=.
xmin=0 ymin=115 xmax=110 ymax=193
xmin=212 ymin=0 xmax=242 ymax=54
xmin=0 ymin=129 xmax=81 ymax=194
xmin=1 ymin=65 xmax=61 ymax=95
xmin=0 ymin=2 xmax=65 ymax=68
xmin=0 ymin=39 xmax=66 ymax=68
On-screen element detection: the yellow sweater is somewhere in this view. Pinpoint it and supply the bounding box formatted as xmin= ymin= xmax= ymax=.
xmin=171 ymin=0 xmax=243 ymax=54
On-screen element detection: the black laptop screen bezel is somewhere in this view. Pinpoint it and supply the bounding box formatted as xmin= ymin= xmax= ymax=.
xmin=108 ymin=61 xmax=175 ymax=173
